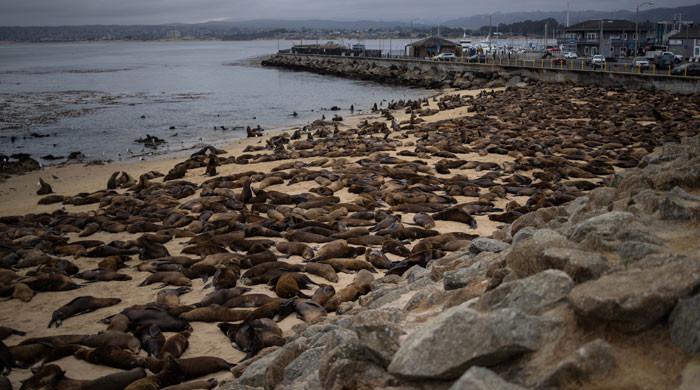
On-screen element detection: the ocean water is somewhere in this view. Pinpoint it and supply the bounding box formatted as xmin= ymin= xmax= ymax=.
xmin=0 ymin=40 xmax=428 ymax=162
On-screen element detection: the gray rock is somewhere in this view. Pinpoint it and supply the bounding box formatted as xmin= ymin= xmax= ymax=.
xmin=541 ymin=248 xmax=609 ymax=283
xmin=443 ymin=266 xmax=480 ymax=291
xmin=512 ymin=226 xmax=537 ymax=244
xmin=449 ymin=367 xmax=525 ymax=390
xmin=469 ymin=238 xmax=510 ymax=254
xmin=239 ymin=338 xmax=308 ymax=389
xmin=538 ymin=339 xmax=616 ymax=389
xmin=337 ymin=301 xmax=356 ymax=314
xmin=388 ymin=305 xmax=557 ymax=379
xmin=351 ymin=308 xmax=406 ymax=366
xmin=319 ymin=338 xmax=396 ymax=390
xmin=404 ymin=285 xmax=446 ymax=312
xmin=505 ymin=229 xmax=570 ymax=278
xmin=569 ymin=211 xmax=637 ymax=242
xmin=569 ymin=257 xmax=700 ymax=332
xmin=659 ymin=187 xmax=700 ymax=221
xmin=670 ymin=294 xmax=700 ymax=354
xmin=280 ymin=347 xmax=323 ymax=389
xmin=617 ymin=241 xmax=664 ymax=263
xmin=475 ymin=270 xmax=573 ymax=315
xmin=403 ymin=265 xmax=429 ymax=283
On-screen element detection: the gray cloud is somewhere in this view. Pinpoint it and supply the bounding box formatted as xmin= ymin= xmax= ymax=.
xmin=0 ymin=0 xmax=696 ymax=26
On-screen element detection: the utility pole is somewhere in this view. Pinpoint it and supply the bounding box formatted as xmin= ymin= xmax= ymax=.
xmin=545 ymin=22 xmax=548 ymax=49
xmin=566 ymin=2 xmax=571 ymax=28
xmin=635 ymin=2 xmax=654 ymax=56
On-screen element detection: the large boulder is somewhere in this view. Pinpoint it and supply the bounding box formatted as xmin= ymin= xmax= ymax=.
xmin=388 ymin=305 xmax=558 ymax=380
xmin=659 ymin=187 xmax=700 ymax=221
xmin=541 ymin=248 xmax=609 ymax=283
xmin=350 ymin=308 xmax=406 ymax=366
xmin=538 ymin=339 xmax=617 ymax=389
xmin=475 ymin=270 xmax=574 ymax=315
xmin=669 ymin=294 xmax=700 ymax=354
xmin=569 ymin=257 xmax=700 ymax=332
xmin=449 ymin=367 xmax=525 ymax=390
xmin=239 ymin=338 xmax=308 ymax=389
xmin=505 ymin=229 xmax=571 ymax=278
xmin=469 ymin=238 xmax=510 ymax=254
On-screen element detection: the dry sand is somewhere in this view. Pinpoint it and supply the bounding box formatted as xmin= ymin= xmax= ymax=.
xmin=1 ymin=87 xmax=518 ymax=386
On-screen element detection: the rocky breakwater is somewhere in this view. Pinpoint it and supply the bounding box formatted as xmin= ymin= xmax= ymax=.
xmin=261 ymin=55 xmax=530 ymax=90
xmin=222 ymin=135 xmax=700 ymax=389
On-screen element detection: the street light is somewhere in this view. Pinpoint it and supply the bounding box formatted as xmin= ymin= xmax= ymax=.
xmin=635 ymin=1 xmax=654 ymax=56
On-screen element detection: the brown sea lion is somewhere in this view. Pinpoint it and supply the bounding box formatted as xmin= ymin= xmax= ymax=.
xmin=283 ymin=230 xmax=334 ymax=243
xmin=195 ymin=287 xmax=251 ymax=307
xmin=135 ymin=324 xmax=165 ymax=357
xmin=23 ymin=273 xmax=80 ymax=292
xmin=179 ymin=305 xmax=251 ymax=323
xmin=274 ymin=273 xmax=314 ymax=299
xmin=147 ymin=356 xmax=233 ymax=380
xmin=125 ymin=356 xmax=186 ymax=390
xmin=311 ymin=285 xmax=336 ymax=306
xmin=302 ymin=262 xmax=338 ymax=282
xmin=320 ymin=258 xmax=376 ymax=273
xmin=432 ymin=206 xmax=477 ymax=228
xmin=413 ymin=213 xmax=436 ymax=229
xmin=49 ymin=296 xmax=122 ymax=328
xmin=0 ymin=326 xmax=25 ymax=341
xmin=212 ymin=266 xmax=240 ymax=290
xmin=293 ymin=299 xmax=327 ymax=323
xmin=223 ymin=294 xmax=275 ymax=308
xmin=275 ymin=242 xmax=314 ymax=260
xmin=81 ymin=331 xmax=141 ymax=352
xmin=139 ymin=272 xmax=191 ymax=288
xmin=311 ymin=240 xmax=365 ymax=262
xmin=74 ymin=346 xmax=145 ymax=370
xmin=218 ymin=319 xmax=284 ymax=359
xmin=382 ymin=239 xmax=411 ymax=257
xmin=36 ymin=178 xmax=53 ymax=195
xmin=162 ymin=378 xmax=218 ymax=390
xmin=11 ymin=282 xmax=35 ymax=302
xmin=106 ymin=313 xmax=131 ymax=332
xmin=157 ymin=287 xmax=191 ymax=307
xmin=364 ymin=248 xmax=393 ymax=269
xmin=246 ymin=298 xmax=295 ymax=322
xmin=324 ymin=282 xmax=371 ymax=312
xmin=80 ymin=367 xmax=147 ymax=390
xmin=10 ymin=342 xmax=79 ymax=367
xmin=158 ymin=330 xmax=190 ymax=359
xmin=19 ymin=364 xmax=65 ymax=389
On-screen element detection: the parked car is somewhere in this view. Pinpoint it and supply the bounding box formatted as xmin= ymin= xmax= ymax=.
xmin=661 ymin=51 xmax=683 ymax=64
xmin=564 ymin=52 xmax=578 ymax=59
xmin=552 ymin=58 xmax=567 ymax=65
xmin=433 ymin=53 xmax=456 ymax=61
xmin=656 ymin=53 xmax=676 ymax=70
xmin=633 ymin=57 xmax=650 ymax=70
xmin=590 ymin=54 xmax=606 ymax=68
xmin=672 ymin=62 xmax=700 ymax=76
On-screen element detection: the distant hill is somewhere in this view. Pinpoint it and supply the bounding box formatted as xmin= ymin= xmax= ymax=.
xmin=443 ymin=4 xmax=700 ymax=29
xmin=219 ymin=19 xmax=412 ymax=31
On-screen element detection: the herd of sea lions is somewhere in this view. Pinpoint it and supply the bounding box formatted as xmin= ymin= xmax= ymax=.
xmin=1 ymin=83 xmax=699 ymax=389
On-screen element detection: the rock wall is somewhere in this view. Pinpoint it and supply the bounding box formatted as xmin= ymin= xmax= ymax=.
xmin=262 ymin=54 xmax=700 ymax=94
xmin=221 ymin=135 xmax=700 ymax=389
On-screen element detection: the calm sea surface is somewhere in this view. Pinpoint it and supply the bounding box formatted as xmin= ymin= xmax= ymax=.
xmin=0 ymin=40 xmax=428 ymax=162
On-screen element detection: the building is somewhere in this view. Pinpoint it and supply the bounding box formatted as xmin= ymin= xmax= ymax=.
xmin=668 ymin=26 xmax=700 ymax=59
xmin=563 ymin=20 xmax=649 ymax=57
xmin=405 ymin=37 xmax=462 ymax=58
xmin=656 ymin=16 xmax=694 ymax=46
xmin=288 ymin=43 xmax=381 ymax=57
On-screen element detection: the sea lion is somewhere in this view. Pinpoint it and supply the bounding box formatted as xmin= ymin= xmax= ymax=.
xmin=179 ymin=305 xmax=251 ymax=323
xmin=135 ymin=324 xmax=165 ymax=357
xmin=121 ymin=306 xmax=191 ymax=332
xmin=205 ymin=154 xmax=218 ymax=177
xmin=382 ymin=239 xmax=411 ymax=257
xmin=387 ymin=250 xmax=444 ymax=277
xmin=364 ymin=248 xmax=393 ymax=269
xmin=162 ymin=378 xmax=218 ymax=390
xmin=81 ymin=331 xmax=141 ymax=352
xmin=81 ymin=367 xmax=147 ymax=390
xmin=324 ymin=282 xmax=371 ymax=312
xmin=18 ymin=364 xmax=65 ymax=389
xmin=125 ymin=356 xmax=186 ymax=390
xmin=413 ymin=213 xmax=436 ymax=229
xmin=11 ymin=282 xmax=35 ymax=302
xmin=37 ymin=178 xmax=53 ymax=195
xmin=157 ymin=287 xmax=191 ymax=307
xmin=275 ymin=242 xmax=314 ymax=260
xmin=106 ymin=313 xmax=131 ymax=332
xmin=74 ymin=346 xmax=145 ymax=370
xmin=0 ymin=341 xmax=12 ymax=375
xmin=432 ymin=206 xmax=477 ymax=228
xmin=223 ymin=294 xmax=275 ymax=308
xmin=10 ymin=342 xmax=77 ymax=367
xmin=158 ymin=330 xmax=190 ymax=359
xmin=283 ymin=230 xmax=334 ymax=243
xmin=195 ymin=287 xmax=251 ymax=307
xmin=293 ymin=299 xmax=327 ymax=323
xmin=139 ymin=272 xmax=191 ymax=288
xmin=218 ymin=318 xmax=284 ymax=359
xmin=302 ymin=262 xmax=338 ymax=282
xmin=23 ymin=273 xmax=80 ymax=292
xmin=311 ymin=285 xmax=336 ymax=306
xmin=273 ymin=273 xmax=315 ymax=299
xmin=240 ymin=178 xmax=254 ymax=204
xmin=75 ymin=268 xmax=133 ymax=282
xmin=147 ymin=356 xmax=233 ymax=380
xmin=246 ymin=298 xmax=295 ymax=322
xmin=212 ymin=266 xmax=240 ymax=290
xmin=311 ymin=240 xmax=365 ymax=261
xmin=0 ymin=326 xmax=25 ymax=341
xmin=49 ymin=296 xmax=122 ymax=328
xmin=320 ymin=258 xmax=376 ymax=273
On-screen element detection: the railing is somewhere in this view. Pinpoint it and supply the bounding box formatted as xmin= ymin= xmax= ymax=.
xmin=277 ymin=52 xmax=700 ymax=80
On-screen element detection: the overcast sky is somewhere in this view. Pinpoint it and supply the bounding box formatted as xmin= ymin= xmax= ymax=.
xmin=0 ymin=0 xmax=697 ymax=26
